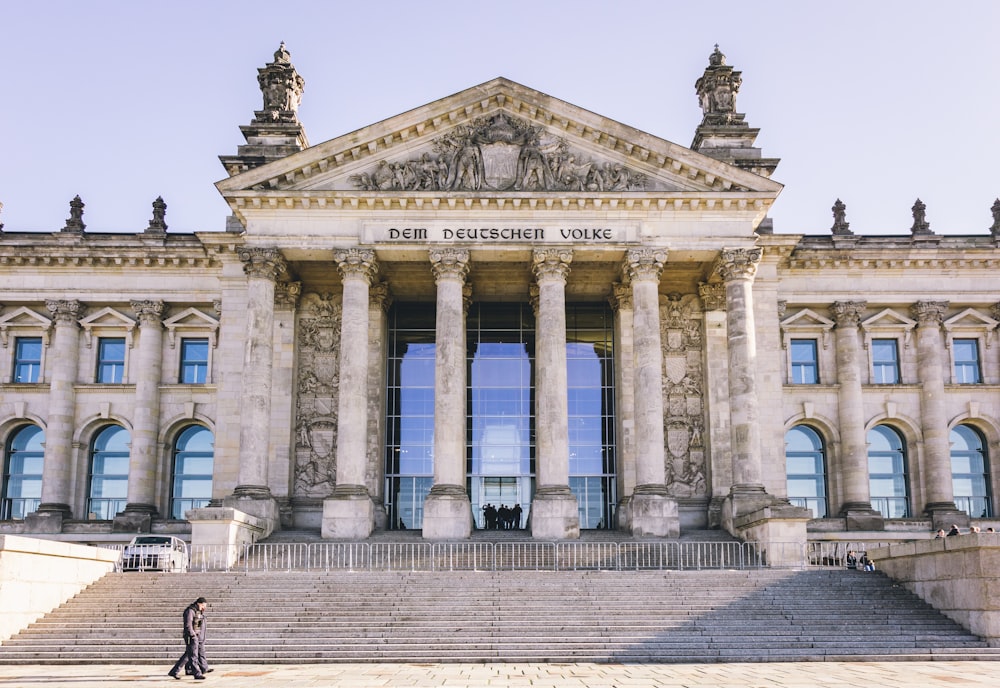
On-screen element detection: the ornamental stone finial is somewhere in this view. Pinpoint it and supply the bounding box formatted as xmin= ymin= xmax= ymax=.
xmin=0 ymin=200 xmax=4 ymax=232
xmin=257 ymin=42 xmax=305 ymax=121
xmin=990 ymin=199 xmax=1000 ymax=237
xmin=831 ymin=199 xmax=852 ymax=235
xmin=146 ymin=196 xmax=168 ymax=233
xmin=694 ymin=44 xmax=743 ymax=125
xmin=62 ymin=195 xmax=85 ymax=233
xmin=911 ymin=198 xmax=932 ymax=235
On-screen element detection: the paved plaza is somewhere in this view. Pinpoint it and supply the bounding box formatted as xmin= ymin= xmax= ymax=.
xmin=0 ymin=662 xmax=998 ymax=687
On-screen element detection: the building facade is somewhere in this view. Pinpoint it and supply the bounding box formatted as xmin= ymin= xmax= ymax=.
xmin=2 ymin=46 xmax=999 ymax=543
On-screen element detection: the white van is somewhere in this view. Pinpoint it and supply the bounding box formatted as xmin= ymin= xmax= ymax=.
xmin=120 ymin=535 xmax=189 ymax=572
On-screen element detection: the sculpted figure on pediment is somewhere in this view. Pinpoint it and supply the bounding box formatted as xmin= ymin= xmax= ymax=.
xmin=350 ymin=112 xmax=648 ymax=192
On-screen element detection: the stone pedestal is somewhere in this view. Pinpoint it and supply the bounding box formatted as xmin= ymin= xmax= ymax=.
xmin=926 ymin=506 xmax=970 ymax=532
xmin=322 ymin=488 xmax=375 ymax=540
xmin=840 ymin=503 xmax=886 ymax=531
xmin=733 ymin=503 xmax=811 ymax=567
xmin=529 ymin=487 xmax=580 ymax=540
xmin=23 ymin=506 xmax=68 ymax=534
xmin=112 ymin=505 xmax=155 ymax=534
xmin=222 ymin=487 xmax=279 ymax=538
xmin=422 ymin=485 xmax=473 ymax=540
xmin=625 ymin=489 xmax=680 ymax=538
xmin=187 ymin=507 xmax=266 ymax=569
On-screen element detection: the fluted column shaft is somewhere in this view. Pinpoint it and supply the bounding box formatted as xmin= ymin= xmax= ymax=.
xmin=430 ymin=249 xmax=470 ymax=488
xmin=533 ymin=249 xmax=573 ymax=489
xmin=334 ymin=249 xmax=378 ymax=492
xmin=717 ymin=248 xmax=764 ymax=488
xmin=235 ymin=247 xmax=285 ymax=494
xmin=912 ymin=301 xmax=957 ymax=511
xmin=38 ymin=300 xmax=83 ymax=514
xmin=830 ymin=301 xmax=873 ymax=512
xmin=126 ymin=300 xmax=165 ymax=513
xmin=627 ymin=249 xmax=668 ymax=491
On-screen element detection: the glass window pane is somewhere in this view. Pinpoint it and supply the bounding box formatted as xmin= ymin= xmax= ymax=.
xmin=14 ymin=338 xmax=43 ymax=383
xmin=172 ymin=426 xmax=214 ymax=519
xmin=97 ymin=338 xmax=126 ymax=383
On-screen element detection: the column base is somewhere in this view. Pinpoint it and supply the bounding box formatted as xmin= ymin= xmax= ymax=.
xmin=838 ymin=502 xmax=885 ymax=531
xmin=322 ymin=485 xmax=374 ymax=539
xmin=421 ymin=485 xmax=472 ymax=540
xmin=925 ymin=502 xmax=970 ymax=531
xmin=222 ymin=486 xmax=279 ymax=539
xmin=112 ymin=503 xmax=158 ymax=534
xmin=24 ymin=503 xmax=71 ymax=534
xmin=622 ymin=486 xmax=679 ymax=538
xmin=530 ymin=486 xmax=580 ymax=540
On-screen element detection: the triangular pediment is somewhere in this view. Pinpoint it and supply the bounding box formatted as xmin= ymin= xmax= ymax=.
xmin=861 ymin=308 xmax=917 ymax=331
xmin=217 ymin=77 xmax=781 ymax=201
xmin=0 ymin=307 xmax=52 ymax=347
xmin=780 ymin=309 xmax=835 ymax=330
xmin=944 ymin=308 xmax=999 ymax=331
xmin=79 ymin=307 xmax=136 ymax=330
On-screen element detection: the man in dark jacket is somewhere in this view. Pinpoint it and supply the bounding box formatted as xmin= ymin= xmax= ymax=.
xmin=168 ymin=597 xmax=207 ymax=680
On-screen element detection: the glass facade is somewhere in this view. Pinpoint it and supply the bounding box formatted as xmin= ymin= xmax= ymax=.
xmin=868 ymin=425 xmax=909 ymax=518
xmin=171 ymin=426 xmax=214 ymax=519
xmin=2 ymin=425 xmax=44 ymax=519
xmin=384 ymin=302 xmax=616 ymax=531
xmin=88 ymin=426 xmax=130 ymax=519
xmin=950 ymin=424 xmax=992 ymax=517
xmin=784 ymin=425 xmax=828 ymax=518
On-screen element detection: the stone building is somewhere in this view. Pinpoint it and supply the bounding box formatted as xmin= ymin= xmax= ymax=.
xmin=1 ymin=45 xmax=998 ymax=545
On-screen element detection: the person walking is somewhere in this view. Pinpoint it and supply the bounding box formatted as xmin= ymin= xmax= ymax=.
xmin=168 ymin=597 xmax=208 ymax=680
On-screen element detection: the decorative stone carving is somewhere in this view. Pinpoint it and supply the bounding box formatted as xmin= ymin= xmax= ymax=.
xmin=62 ymin=195 xmax=85 ymax=233
xmin=275 ymin=281 xmax=302 ymax=309
xmin=130 ymin=300 xmax=165 ymax=325
xmin=608 ymin=282 xmax=632 ymax=311
xmin=911 ymin=198 xmax=932 ymax=235
xmin=238 ymin=247 xmax=287 ymax=281
xmin=623 ymin=248 xmax=667 ymax=282
xmin=0 ymin=200 xmax=5 ymax=232
xmin=911 ymin=300 xmax=949 ymax=325
xmin=146 ymin=197 xmax=168 ymax=233
xmin=659 ymin=293 xmax=707 ymax=498
xmin=776 ymin=300 xmax=787 ymax=319
xmin=334 ymin=248 xmax=378 ymax=283
xmin=371 ymin=281 xmax=393 ymax=313
xmin=715 ymin=247 xmax=762 ymax=282
xmin=350 ymin=113 xmax=648 ymax=193
xmin=532 ymin=248 xmax=573 ymax=282
xmin=429 ymin=248 xmax=470 ymax=282
xmin=257 ymin=42 xmax=304 ymax=122
xmin=294 ymin=293 xmax=343 ymax=498
xmin=830 ymin=301 xmax=866 ymax=327
xmin=831 ymin=199 xmax=852 ymax=235
xmin=697 ymin=282 xmax=726 ymax=311
xmin=694 ymin=45 xmax=743 ymax=126
xmin=45 ymin=299 xmax=83 ymax=323
xmin=990 ymin=199 xmax=1000 ymax=237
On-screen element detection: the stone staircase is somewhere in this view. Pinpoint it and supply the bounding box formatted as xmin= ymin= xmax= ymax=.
xmin=2 ymin=567 xmax=999 ymax=663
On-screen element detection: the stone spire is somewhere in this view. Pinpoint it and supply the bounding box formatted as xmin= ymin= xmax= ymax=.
xmin=831 ymin=199 xmax=852 ymax=235
xmin=691 ymin=45 xmax=779 ymax=178
xmin=911 ymin=198 xmax=933 ymax=235
xmin=219 ymin=43 xmax=310 ymax=178
xmin=146 ymin=196 xmax=168 ymax=234
xmin=62 ymin=195 xmax=85 ymax=233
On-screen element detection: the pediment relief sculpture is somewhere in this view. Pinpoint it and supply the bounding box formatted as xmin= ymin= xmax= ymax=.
xmin=349 ymin=113 xmax=650 ymax=193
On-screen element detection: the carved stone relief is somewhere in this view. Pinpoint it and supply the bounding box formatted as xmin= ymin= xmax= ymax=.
xmin=294 ymin=293 xmax=342 ymax=498
xmin=660 ymin=293 xmax=707 ymax=498
xmin=350 ymin=113 xmax=649 ymax=193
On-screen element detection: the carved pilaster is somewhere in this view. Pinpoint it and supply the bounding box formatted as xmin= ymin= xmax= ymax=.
xmin=532 ymin=248 xmax=573 ymax=282
xmin=238 ymin=247 xmax=286 ymax=281
xmin=462 ymin=284 xmax=473 ymax=315
xmin=429 ymin=248 xmax=470 ymax=282
xmin=830 ymin=301 xmax=867 ymax=328
xmin=529 ymin=284 xmax=540 ymax=319
xmin=334 ymin=248 xmax=378 ymax=284
xmin=911 ymin=300 xmax=948 ymax=325
xmin=698 ymin=282 xmax=727 ymax=311
xmin=624 ymin=248 xmax=667 ymax=282
xmin=609 ymin=282 xmax=632 ymax=311
xmin=45 ymin=299 xmax=83 ymax=323
xmin=715 ymin=247 xmax=762 ymax=282
xmin=275 ymin=281 xmax=302 ymax=309
xmin=370 ymin=282 xmax=393 ymax=313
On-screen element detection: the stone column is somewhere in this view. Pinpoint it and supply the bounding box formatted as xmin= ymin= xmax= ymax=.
xmin=623 ymin=248 xmax=678 ymax=537
xmin=323 ymin=248 xmax=378 ymax=539
xmin=115 ymin=299 xmax=165 ymax=533
xmin=716 ymin=248 xmax=772 ymax=519
xmin=530 ymin=249 xmax=579 ymax=540
xmin=225 ymin=247 xmax=285 ymax=532
xmin=27 ymin=299 xmax=83 ymax=532
xmin=699 ymin=282 xmax=733 ymax=528
xmin=367 ymin=281 xmax=392 ymax=531
xmin=830 ymin=301 xmax=884 ymax=530
xmin=423 ymin=248 xmax=473 ymax=540
xmin=609 ymin=283 xmax=637 ymax=527
xmin=911 ymin=300 xmax=966 ymax=529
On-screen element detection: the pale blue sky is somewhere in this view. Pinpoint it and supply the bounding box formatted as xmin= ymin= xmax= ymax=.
xmin=1 ymin=1 xmax=998 ymax=235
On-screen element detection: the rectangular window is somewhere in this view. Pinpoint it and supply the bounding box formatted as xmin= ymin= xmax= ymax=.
xmin=179 ymin=338 xmax=209 ymax=384
xmin=871 ymin=338 xmax=900 ymax=384
xmin=96 ymin=338 xmax=126 ymax=383
xmin=789 ymin=339 xmax=819 ymax=384
xmin=953 ymin=338 xmax=982 ymax=384
xmin=13 ymin=337 xmax=43 ymax=383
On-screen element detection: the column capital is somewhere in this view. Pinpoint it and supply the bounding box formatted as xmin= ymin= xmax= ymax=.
xmin=698 ymin=282 xmax=727 ymax=311
xmin=462 ymin=283 xmax=473 ymax=315
xmin=529 ymin=283 xmax=540 ymax=318
xmin=830 ymin=300 xmax=867 ymax=327
xmin=334 ymin=248 xmax=378 ymax=283
xmin=714 ymin=247 xmax=762 ymax=282
xmin=608 ymin=282 xmax=632 ymax=311
xmin=624 ymin=248 xmax=667 ymax=282
xmin=130 ymin=299 xmax=165 ymax=325
xmin=45 ymin=299 xmax=83 ymax=324
xmin=532 ymin=248 xmax=573 ymax=283
xmin=429 ymin=248 xmax=470 ymax=282
xmin=371 ymin=281 xmax=393 ymax=312
xmin=238 ymin=246 xmax=287 ymax=281
xmin=911 ymin=300 xmax=949 ymax=325
xmin=274 ymin=281 xmax=302 ymax=309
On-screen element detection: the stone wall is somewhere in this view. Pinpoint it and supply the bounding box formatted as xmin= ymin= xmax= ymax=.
xmin=0 ymin=535 xmax=118 ymax=641
xmin=870 ymin=534 xmax=1000 ymax=646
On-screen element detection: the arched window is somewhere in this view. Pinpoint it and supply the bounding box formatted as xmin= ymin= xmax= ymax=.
xmin=88 ymin=426 xmax=130 ymax=520
xmin=2 ymin=425 xmax=44 ymax=520
xmin=784 ymin=425 xmax=828 ymax=518
xmin=951 ymin=424 xmax=992 ymax=518
xmin=868 ymin=425 xmax=909 ymax=518
xmin=171 ymin=426 xmax=214 ymax=519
